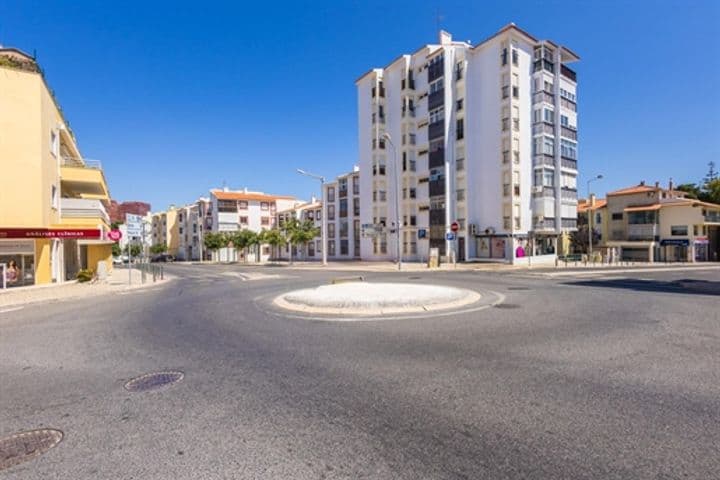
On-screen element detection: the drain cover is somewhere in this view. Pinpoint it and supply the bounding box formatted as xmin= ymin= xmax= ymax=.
xmin=407 ymin=276 xmax=422 ymax=280
xmin=0 ymin=429 xmax=63 ymax=471
xmin=507 ymin=287 xmax=531 ymax=291
xmin=495 ymin=303 xmax=520 ymax=309
xmin=124 ymin=371 xmax=184 ymax=392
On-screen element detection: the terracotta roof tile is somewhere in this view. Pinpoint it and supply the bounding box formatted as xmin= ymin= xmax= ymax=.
xmin=211 ymin=190 xmax=295 ymax=202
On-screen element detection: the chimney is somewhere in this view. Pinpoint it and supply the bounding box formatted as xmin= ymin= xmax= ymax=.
xmin=439 ymin=30 xmax=452 ymax=45
xmin=223 ymin=186 xmax=229 ymax=192
xmin=311 ymin=195 xmax=317 ymax=204
xmin=589 ymin=193 xmax=596 ymax=207
xmin=668 ymin=178 xmax=674 ymax=191
xmin=655 ymin=181 xmax=659 ymax=188
xmin=243 ymin=187 xmax=248 ymax=194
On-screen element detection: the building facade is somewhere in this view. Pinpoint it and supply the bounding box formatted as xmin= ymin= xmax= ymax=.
xmin=0 ymin=48 xmax=113 ymax=286
xmin=356 ymin=24 xmax=579 ymax=263
xmin=325 ymin=169 xmax=362 ymax=259
xmin=597 ymin=182 xmax=720 ymax=262
xmin=176 ymin=198 xmax=210 ymax=261
xmin=209 ymin=188 xmax=299 ymax=262
xmin=150 ymin=207 xmax=179 ymax=256
xmin=276 ymin=200 xmax=323 ymax=260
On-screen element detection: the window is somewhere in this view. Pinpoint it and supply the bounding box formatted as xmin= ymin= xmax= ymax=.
xmin=50 ymin=129 xmax=59 ymax=157
xmin=261 ymin=217 xmax=270 ymax=226
xmin=544 ymin=108 xmax=554 ymax=124
xmin=340 ymin=240 xmax=349 ymax=255
xmin=456 ymin=118 xmax=464 ymax=140
xmin=327 ymin=186 xmax=335 ymax=202
xmin=339 ymin=220 xmax=349 ymax=238
xmin=328 ymin=240 xmax=336 ymax=256
xmin=409 ymin=188 xmax=416 ymax=199
xmin=671 ymin=225 xmax=688 ymax=236
xmin=512 ymin=74 xmax=519 ymax=98
xmin=339 ymin=199 xmax=348 ymax=217
xmin=457 ymin=189 xmax=465 ymax=201
xmin=611 ymin=213 xmax=623 ymax=221
xmin=51 ymin=185 xmax=58 ymax=209
xmin=543 ymin=137 xmax=555 ymax=155
xmin=512 ymin=49 xmax=518 ymax=66
xmin=328 ymin=223 xmax=335 ymax=237
xmin=560 ymin=88 xmax=576 ymax=102
xmin=218 ymin=200 xmax=237 ymax=212
xmin=239 ymin=216 xmax=249 ymax=225
xmin=544 ymin=170 xmax=554 ymax=187
xmin=456 ymin=98 xmax=463 ymax=111
xmin=353 ymin=176 xmax=360 ymax=195
xmin=316 ymin=239 xmax=322 ymax=253
xmin=429 ymin=106 xmax=444 ymax=124
xmin=501 ymin=47 xmax=508 ymax=66
xmin=560 ymin=115 xmax=569 ymax=127
xmin=429 ymin=78 xmax=444 ymax=94
xmin=560 ymin=139 xmax=577 ymax=159
xmin=328 ymin=205 xmax=335 ymax=220
xmin=533 ymin=109 xmax=542 ymax=124
xmin=316 ymin=209 xmax=322 ymax=220
xmin=238 ymin=201 xmax=248 ymax=210
xmin=261 ymin=202 xmax=269 ymax=211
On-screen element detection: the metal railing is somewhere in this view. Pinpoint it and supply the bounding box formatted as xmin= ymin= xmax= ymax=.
xmin=61 ymin=156 xmax=102 ymax=169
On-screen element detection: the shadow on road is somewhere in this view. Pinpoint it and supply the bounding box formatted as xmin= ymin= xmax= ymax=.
xmin=564 ymin=278 xmax=720 ymax=296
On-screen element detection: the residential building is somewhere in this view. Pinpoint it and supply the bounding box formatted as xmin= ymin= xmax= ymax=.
xmin=576 ymin=195 xmax=607 ymax=252
xmin=599 ymin=181 xmax=720 ymax=262
xmin=0 ymin=47 xmax=113 ymax=286
xmin=150 ymin=207 xmax=180 ymax=256
xmin=209 ymin=188 xmax=299 ymax=261
xmin=356 ymin=24 xmax=579 ymax=263
xmin=276 ymin=199 xmax=323 ymax=260
xmin=325 ymin=168 xmax=362 ymax=259
xmin=176 ymin=197 xmax=210 ymax=261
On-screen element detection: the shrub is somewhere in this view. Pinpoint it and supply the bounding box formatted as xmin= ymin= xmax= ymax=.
xmin=77 ymin=269 xmax=94 ymax=283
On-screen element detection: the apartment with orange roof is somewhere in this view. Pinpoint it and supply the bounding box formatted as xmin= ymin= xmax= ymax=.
xmin=209 ymin=188 xmax=301 ymax=262
xmin=598 ymin=181 xmax=720 ymax=262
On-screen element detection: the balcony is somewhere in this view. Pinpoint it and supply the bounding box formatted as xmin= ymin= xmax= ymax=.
xmin=534 ymin=154 xmax=555 ymax=167
xmin=627 ymin=224 xmax=658 ymax=241
xmin=428 ymin=121 xmax=444 ymax=140
xmin=561 ymin=64 xmax=577 ymax=82
xmin=533 ymin=123 xmax=555 ymax=135
xmin=401 ymin=78 xmax=415 ymax=90
xmin=534 ymin=218 xmax=556 ymax=230
xmin=561 ymin=158 xmax=578 ymax=170
xmin=561 ymin=126 xmax=577 ymax=140
xmin=401 ymin=106 xmax=416 ymax=118
xmin=533 ymin=59 xmax=554 ymax=74
xmin=428 ymin=89 xmax=444 ymax=110
xmin=372 ymin=113 xmax=386 ymax=124
xmin=561 ymin=188 xmax=578 ymax=201
xmin=60 ymin=156 xmax=110 ymax=200
xmin=429 ymin=148 xmax=444 ymax=168
xmin=371 ymin=86 xmax=385 ymax=98
xmin=533 ymin=91 xmax=554 ymax=105
xmin=533 ymin=186 xmax=556 ymax=198
xmin=60 ymin=198 xmax=110 ymax=225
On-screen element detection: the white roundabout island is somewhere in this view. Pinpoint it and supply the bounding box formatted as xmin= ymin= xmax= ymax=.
xmin=273 ymin=282 xmax=481 ymax=316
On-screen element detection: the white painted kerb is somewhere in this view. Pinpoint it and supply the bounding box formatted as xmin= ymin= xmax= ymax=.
xmin=274 ymin=282 xmax=481 ymax=316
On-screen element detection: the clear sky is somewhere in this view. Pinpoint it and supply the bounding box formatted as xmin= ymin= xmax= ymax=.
xmin=2 ymin=0 xmax=718 ymax=210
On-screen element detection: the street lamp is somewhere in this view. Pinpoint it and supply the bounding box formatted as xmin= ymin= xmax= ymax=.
xmin=587 ymin=174 xmax=604 ymax=257
xmin=297 ymin=168 xmax=327 ymax=266
xmin=382 ymin=132 xmax=402 ymax=271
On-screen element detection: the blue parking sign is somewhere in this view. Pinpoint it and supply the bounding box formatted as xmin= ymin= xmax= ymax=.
xmin=445 ymin=232 xmax=456 ymax=241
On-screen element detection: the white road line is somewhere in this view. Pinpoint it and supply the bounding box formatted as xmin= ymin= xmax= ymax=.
xmin=0 ymin=306 xmax=25 ymax=314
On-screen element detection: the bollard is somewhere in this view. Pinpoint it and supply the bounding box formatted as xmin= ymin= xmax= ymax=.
xmin=161 ymin=266 xmax=164 ymax=280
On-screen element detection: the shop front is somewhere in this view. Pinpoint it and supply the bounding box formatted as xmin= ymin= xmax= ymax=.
xmin=659 ymin=238 xmax=690 ymax=262
xmin=0 ymin=228 xmax=103 ymax=287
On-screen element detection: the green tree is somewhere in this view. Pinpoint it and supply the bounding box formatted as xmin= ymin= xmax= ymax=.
xmin=123 ymin=244 xmax=142 ymax=258
xmin=228 ymin=229 xmax=257 ymax=262
xmin=203 ymin=232 xmax=228 ymax=262
xmin=704 ymin=178 xmax=720 ymax=205
xmin=112 ymin=243 xmax=122 ymax=257
xmin=261 ymin=228 xmax=286 ymax=261
xmin=283 ymin=218 xmax=319 ymax=264
xmin=676 ymin=183 xmax=701 ymax=200
xmin=570 ymin=225 xmax=601 ymax=254
xmin=150 ymin=243 xmax=167 ymax=255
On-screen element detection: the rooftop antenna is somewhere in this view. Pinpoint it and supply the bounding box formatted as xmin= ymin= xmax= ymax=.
xmin=435 ymin=8 xmax=444 ymax=34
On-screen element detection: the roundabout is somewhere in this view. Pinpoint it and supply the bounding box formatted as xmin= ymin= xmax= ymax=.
xmin=272 ymin=281 xmax=484 ymax=317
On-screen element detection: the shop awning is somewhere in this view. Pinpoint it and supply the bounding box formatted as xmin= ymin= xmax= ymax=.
xmin=0 ymin=228 xmax=101 ymax=239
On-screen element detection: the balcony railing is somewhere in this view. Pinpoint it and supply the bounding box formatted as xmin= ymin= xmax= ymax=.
xmin=561 ymin=188 xmax=578 ymax=200
xmin=561 ymin=126 xmax=577 ymax=140
xmin=534 ymin=218 xmax=557 ymax=230
xmin=60 ymin=198 xmax=109 ymax=223
xmin=561 ymin=158 xmax=578 ymax=170
xmin=62 ymin=156 xmax=102 ymax=170
xmin=533 ymin=186 xmax=556 ymax=198
xmin=533 ymin=123 xmax=554 ymax=135
xmin=561 ymin=64 xmax=577 ymax=82
xmin=534 ymin=154 xmax=555 ymax=167
xmin=533 ymin=91 xmax=554 ymax=105
xmin=627 ymin=224 xmax=658 ymax=241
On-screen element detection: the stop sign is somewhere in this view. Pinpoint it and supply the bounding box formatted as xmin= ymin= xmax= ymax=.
xmin=450 ymin=222 xmax=459 ymax=233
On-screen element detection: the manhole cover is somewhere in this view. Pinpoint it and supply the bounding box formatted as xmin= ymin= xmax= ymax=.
xmin=407 ymin=276 xmax=422 ymax=280
xmin=495 ymin=303 xmax=520 ymax=309
xmin=507 ymin=287 xmax=531 ymax=291
xmin=0 ymin=429 xmax=63 ymax=471
xmin=124 ymin=371 xmax=184 ymax=392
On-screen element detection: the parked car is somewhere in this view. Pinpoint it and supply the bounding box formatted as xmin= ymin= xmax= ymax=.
xmin=113 ymin=255 xmax=130 ymax=265
xmin=151 ymin=254 xmax=175 ymax=263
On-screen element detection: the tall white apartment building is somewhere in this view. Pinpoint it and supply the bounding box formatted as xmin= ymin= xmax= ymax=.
xmin=209 ymin=188 xmax=299 ymax=261
xmin=356 ymin=24 xmax=580 ymax=262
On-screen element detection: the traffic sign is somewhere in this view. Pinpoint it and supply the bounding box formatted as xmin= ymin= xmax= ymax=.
xmin=445 ymin=232 xmax=456 ymax=241
xmin=108 ymin=230 xmax=122 ymax=242
xmin=126 ymin=213 xmax=143 ymax=237
xmin=450 ymin=222 xmax=459 ymax=233
xmin=417 ymin=228 xmax=427 ymax=239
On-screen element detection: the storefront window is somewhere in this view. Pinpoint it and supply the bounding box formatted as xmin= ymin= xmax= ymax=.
xmin=1 ymin=254 xmax=35 ymax=287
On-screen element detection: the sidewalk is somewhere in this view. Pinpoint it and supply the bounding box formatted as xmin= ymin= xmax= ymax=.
xmin=0 ymin=268 xmax=172 ymax=309
xmin=242 ymin=260 xmax=519 ymax=273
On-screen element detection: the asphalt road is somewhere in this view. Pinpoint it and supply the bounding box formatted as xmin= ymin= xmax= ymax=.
xmin=1 ymin=264 xmax=719 ymax=479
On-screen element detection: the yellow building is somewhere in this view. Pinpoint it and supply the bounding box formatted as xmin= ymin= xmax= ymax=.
xmin=0 ymin=48 xmax=113 ymax=286
xmin=150 ymin=207 xmax=180 ymax=256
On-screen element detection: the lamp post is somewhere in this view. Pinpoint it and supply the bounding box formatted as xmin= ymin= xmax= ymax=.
xmin=297 ymin=169 xmax=327 ymax=266
xmin=587 ymin=174 xmax=604 ymax=257
xmin=382 ymin=132 xmax=402 ymax=271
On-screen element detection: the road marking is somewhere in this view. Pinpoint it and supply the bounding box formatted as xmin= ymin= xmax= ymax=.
xmin=0 ymin=306 xmax=24 ymax=314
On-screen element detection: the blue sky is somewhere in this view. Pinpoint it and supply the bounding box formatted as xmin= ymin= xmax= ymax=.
xmin=2 ymin=0 xmax=718 ymax=209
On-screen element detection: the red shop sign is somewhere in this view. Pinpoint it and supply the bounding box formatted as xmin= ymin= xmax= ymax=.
xmin=0 ymin=228 xmax=102 ymax=239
